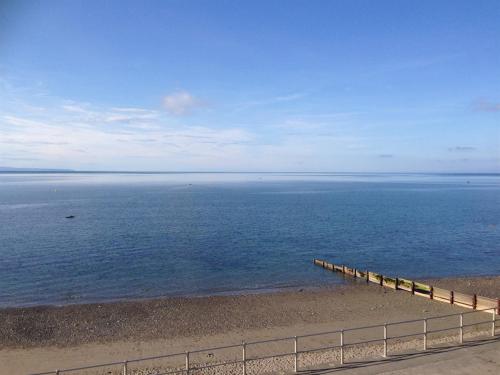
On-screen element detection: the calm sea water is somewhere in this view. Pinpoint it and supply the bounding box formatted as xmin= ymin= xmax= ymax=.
xmin=0 ymin=172 xmax=499 ymax=307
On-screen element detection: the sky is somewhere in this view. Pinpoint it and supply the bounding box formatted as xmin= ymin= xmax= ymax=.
xmin=0 ymin=0 xmax=499 ymax=172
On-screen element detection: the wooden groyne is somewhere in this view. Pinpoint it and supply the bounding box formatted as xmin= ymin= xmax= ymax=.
xmin=314 ymin=259 xmax=500 ymax=314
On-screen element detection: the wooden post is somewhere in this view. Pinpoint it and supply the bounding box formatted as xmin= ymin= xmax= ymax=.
xmin=380 ymin=275 xmax=383 ymax=286
xmin=293 ymin=336 xmax=298 ymax=372
xmin=411 ymin=281 xmax=415 ymax=295
xmin=498 ymin=299 xmax=500 ymax=315
xmin=185 ymin=351 xmax=190 ymax=375
xmin=242 ymin=342 xmax=246 ymax=375
xmin=383 ymin=324 xmax=387 ymax=357
xmin=340 ymin=329 xmax=344 ymax=365
xmin=472 ymin=294 xmax=477 ymax=310
xmin=459 ymin=314 xmax=463 ymax=344
xmin=395 ymin=278 xmax=398 ymax=290
xmin=353 ymin=268 xmax=357 ymax=278
xmin=430 ymin=286 xmax=434 ymax=300
xmin=342 ymin=265 xmax=345 ymax=274
xmin=492 ymin=309 xmax=496 ymax=337
xmin=366 ymin=270 xmax=369 ymax=283
xmin=450 ymin=290 xmax=454 ymax=304
xmin=123 ymin=361 xmax=128 ymax=375
xmin=423 ymin=319 xmax=427 ymax=350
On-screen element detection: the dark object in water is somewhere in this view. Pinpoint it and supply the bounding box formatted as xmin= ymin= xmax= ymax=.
xmin=65 ymin=215 xmax=75 ymax=219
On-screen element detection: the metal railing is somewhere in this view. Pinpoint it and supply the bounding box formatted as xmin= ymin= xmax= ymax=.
xmin=30 ymin=307 xmax=498 ymax=375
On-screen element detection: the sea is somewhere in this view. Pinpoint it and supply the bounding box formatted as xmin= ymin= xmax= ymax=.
xmin=0 ymin=172 xmax=499 ymax=307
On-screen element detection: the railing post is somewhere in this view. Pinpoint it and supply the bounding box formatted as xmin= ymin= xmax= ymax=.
xmin=472 ymin=294 xmax=477 ymax=309
xmin=366 ymin=270 xmax=369 ymax=283
xmin=242 ymin=342 xmax=246 ymax=375
xmin=27 ymin=308 xmax=500 ymax=375
xmin=459 ymin=314 xmax=463 ymax=344
xmin=383 ymin=324 xmax=387 ymax=357
xmin=423 ymin=319 xmax=427 ymax=350
xmin=429 ymin=286 xmax=434 ymax=300
xmin=411 ymin=281 xmax=415 ymax=295
xmin=450 ymin=290 xmax=454 ymax=304
xmin=395 ymin=278 xmax=398 ymax=290
xmin=293 ymin=336 xmax=298 ymax=372
xmin=492 ymin=309 xmax=496 ymax=337
xmin=340 ymin=329 xmax=344 ymax=365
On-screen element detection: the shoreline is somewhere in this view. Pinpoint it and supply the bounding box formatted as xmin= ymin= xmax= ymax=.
xmin=2 ymin=273 xmax=499 ymax=311
xmin=1 ymin=275 xmax=498 ymax=350
xmin=0 ymin=282 xmax=342 ymax=310
xmin=1 ymin=275 xmax=498 ymax=375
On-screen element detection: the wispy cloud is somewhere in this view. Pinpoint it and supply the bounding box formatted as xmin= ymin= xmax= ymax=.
xmin=274 ymin=93 xmax=307 ymax=102
xmin=60 ymin=101 xmax=160 ymax=125
xmin=385 ymin=54 xmax=462 ymax=71
xmin=110 ymin=107 xmax=154 ymax=113
xmin=0 ymin=92 xmax=371 ymax=170
xmin=1 ymin=156 xmax=40 ymax=161
xmin=5 ymin=79 xmax=494 ymax=172
xmin=61 ymin=104 xmax=89 ymax=113
xmin=0 ymin=92 xmax=255 ymax=169
xmin=233 ymin=92 xmax=307 ymax=112
xmin=163 ymin=91 xmax=205 ymax=115
xmin=448 ymin=146 xmax=476 ymax=152
xmin=104 ymin=111 xmax=158 ymax=124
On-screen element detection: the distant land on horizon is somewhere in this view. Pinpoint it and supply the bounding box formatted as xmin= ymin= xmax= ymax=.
xmin=0 ymin=167 xmax=499 ymax=176
xmin=0 ymin=166 xmax=74 ymax=172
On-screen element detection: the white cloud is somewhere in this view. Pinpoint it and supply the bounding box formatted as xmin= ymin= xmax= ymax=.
xmin=0 ymin=92 xmax=375 ymax=171
xmin=3 ymin=115 xmax=47 ymax=128
xmin=61 ymin=104 xmax=89 ymax=113
xmin=0 ymin=97 xmax=256 ymax=170
xmin=162 ymin=91 xmax=204 ymax=115
xmin=103 ymin=110 xmax=158 ymax=124
xmin=8 ymin=83 xmax=496 ymax=172
xmin=110 ymin=107 xmax=153 ymax=113
xmin=233 ymin=92 xmax=307 ymax=112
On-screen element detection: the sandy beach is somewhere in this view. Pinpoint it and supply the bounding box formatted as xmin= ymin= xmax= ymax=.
xmin=1 ymin=276 xmax=499 ymax=374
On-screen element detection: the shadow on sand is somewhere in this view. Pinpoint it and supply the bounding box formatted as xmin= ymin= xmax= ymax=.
xmin=298 ymin=336 xmax=500 ymax=374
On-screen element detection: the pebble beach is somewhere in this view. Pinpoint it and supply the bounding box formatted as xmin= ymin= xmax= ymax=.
xmin=1 ymin=276 xmax=498 ymax=374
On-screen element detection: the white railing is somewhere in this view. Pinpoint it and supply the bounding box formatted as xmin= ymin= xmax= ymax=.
xmin=29 ymin=308 xmax=498 ymax=375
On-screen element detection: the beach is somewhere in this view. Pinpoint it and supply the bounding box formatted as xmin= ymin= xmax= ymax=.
xmin=3 ymin=0 xmax=500 ymax=373
xmin=2 ymin=275 xmax=498 ymax=374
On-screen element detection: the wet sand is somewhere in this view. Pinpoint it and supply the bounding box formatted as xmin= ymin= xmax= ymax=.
xmin=1 ymin=276 xmax=498 ymax=374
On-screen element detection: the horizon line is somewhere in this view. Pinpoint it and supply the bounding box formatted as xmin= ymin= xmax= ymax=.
xmin=1 ymin=168 xmax=499 ymax=175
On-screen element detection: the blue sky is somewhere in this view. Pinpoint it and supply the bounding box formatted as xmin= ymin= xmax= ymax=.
xmin=0 ymin=0 xmax=499 ymax=172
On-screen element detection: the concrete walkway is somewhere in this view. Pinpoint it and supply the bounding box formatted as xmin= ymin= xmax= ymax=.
xmin=300 ymin=337 xmax=500 ymax=374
